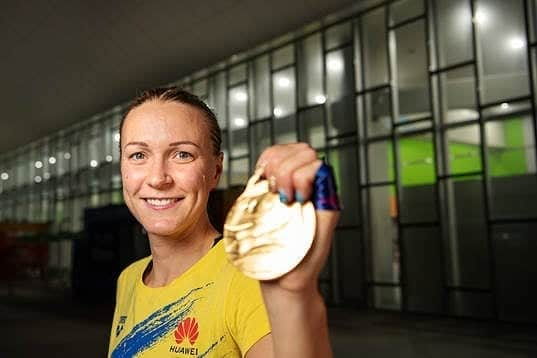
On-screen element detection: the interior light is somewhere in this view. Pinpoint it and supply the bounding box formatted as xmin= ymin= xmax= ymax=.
xmin=64 ymin=152 xmax=72 ymax=160
xmin=473 ymin=10 xmax=487 ymax=25
xmin=273 ymin=107 xmax=283 ymax=117
xmin=1 ymin=172 xmax=8 ymax=180
xmin=114 ymin=133 xmax=121 ymax=142
xmin=233 ymin=117 xmax=247 ymax=128
xmin=106 ymin=155 xmax=113 ymax=162
xmin=48 ymin=156 xmax=56 ymax=164
xmin=43 ymin=172 xmax=51 ymax=180
xmin=501 ymin=102 xmax=509 ymax=109
xmin=314 ymin=95 xmax=326 ymax=104
xmin=34 ymin=176 xmax=42 ymax=183
xmin=327 ymin=58 xmax=343 ymax=72
xmin=277 ymin=77 xmax=291 ymax=88
xmin=90 ymin=160 xmax=98 ymax=168
xmin=509 ymin=37 xmax=525 ymax=50
xmin=35 ymin=161 xmax=43 ymax=169
xmin=234 ymin=91 xmax=248 ymax=102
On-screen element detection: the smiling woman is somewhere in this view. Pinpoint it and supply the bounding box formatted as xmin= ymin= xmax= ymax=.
xmin=108 ymin=87 xmax=340 ymax=358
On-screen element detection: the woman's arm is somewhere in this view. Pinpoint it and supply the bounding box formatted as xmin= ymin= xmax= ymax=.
xmin=245 ymin=143 xmax=340 ymax=358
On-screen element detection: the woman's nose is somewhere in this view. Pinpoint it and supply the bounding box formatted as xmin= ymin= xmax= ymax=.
xmin=147 ymin=160 xmax=172 ymax=188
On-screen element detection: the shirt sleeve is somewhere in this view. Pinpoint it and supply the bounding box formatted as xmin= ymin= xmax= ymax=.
xmin=108 ymin=270 xmax=125 ymax=357
xmin=225 ymin=270 xmax=271 ymax=355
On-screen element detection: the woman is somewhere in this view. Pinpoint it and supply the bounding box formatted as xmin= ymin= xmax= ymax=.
xmin=108 ymin=87 xmax=340 ymax=357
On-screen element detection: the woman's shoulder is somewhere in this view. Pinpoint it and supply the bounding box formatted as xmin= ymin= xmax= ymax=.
xmin=118 ymin=256 xmax=152 ymax=283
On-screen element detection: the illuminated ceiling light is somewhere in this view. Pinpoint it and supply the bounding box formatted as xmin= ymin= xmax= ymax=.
xmin=34 ymin=176 xmax=42 ymax=183
xmin=106 ymin=155 xmax=113 ymax=162
xmin=48 ymin=156 xmax=56 ymax=164
xmin=314 ymin=95 xmax=326 ymax=104
xmin=509 ymin=37 xmax=525 ymax=50
xmin=64 ymin=152 xmax=71 ymax=160
xmin=1 ymin=172 xmax=8 ymax=180
xmin=473 ymin=10 xmax=487 ymax=25
xmin=501 ymin=102 xmax=509 ymax=109
xmin=234 ymin=91 xmax=248 ymax=102
xmin=114 ymin=133 xmax=121 ymax=142
xmin=35 ymin=160 xmax=43 ymax=169
xmin=277 ymin=77 xmax=291 ymax=88
xmin=90 ymin=160 xmax=98 ymax=168
xmin=233 ymin=117 xmax=247 ymax=128
xmin=327 ymin=58 xmax=343 ymax=72
xmin=43 ymin=172 xmax=51 ymax=180
xmin=273 ymin=107 xmax=283 ymax=117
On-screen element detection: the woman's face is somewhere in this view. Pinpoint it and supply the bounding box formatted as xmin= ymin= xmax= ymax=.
xmin=120 ymin=100 xmax=222 ymax=238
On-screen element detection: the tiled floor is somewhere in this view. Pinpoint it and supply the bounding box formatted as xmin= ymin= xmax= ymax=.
xmin=1 ymin=288 xmax=536 ymax=357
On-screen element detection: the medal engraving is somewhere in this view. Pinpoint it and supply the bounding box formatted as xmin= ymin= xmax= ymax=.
xmin=224 ymin=168 xmax=316 ymax=280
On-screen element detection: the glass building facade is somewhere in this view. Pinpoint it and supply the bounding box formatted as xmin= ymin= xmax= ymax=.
xmin=1 ymin=0 xmax=536 ymax=323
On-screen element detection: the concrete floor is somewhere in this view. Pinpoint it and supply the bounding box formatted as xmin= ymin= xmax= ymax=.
xmin=1 ymin=285 xmax=537 ymax=357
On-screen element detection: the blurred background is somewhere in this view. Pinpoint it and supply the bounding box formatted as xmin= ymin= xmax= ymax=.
xmin=1 ymin=0 xmax=537 ymax=356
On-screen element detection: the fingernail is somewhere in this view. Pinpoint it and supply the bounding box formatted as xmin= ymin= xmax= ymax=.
xmin=279 ymin=190 xmax=288 ymax=204
xmin=295 ymin=191 xmax=305 ymax=204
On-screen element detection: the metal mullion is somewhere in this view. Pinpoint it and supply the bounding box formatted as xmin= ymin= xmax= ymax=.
xmin=446 ymin=286 xmax=492 ymax=293
xmin=490 ymin=217 xmax=537 ymax=224
xmin=293 ymin=43 xmax=301 ymax=143
xmin=524 ymin=0 xmax=537 ymax=173
xmin=470 ymin=0 xmax=497 ymax=319
xmin=396 ymin=126 xmax=434 ymax=138
xmin=270 ymin=63 xmax=295 ymax=74
xmin=367 ymin=281 xmax=401 ymax=287
xmin=393 ymin=116 xmax=433 ymax=127
xmin=228 ymin=153 xmax=250 ymax=161
xmin=387 ymin=2 xmax=407 ymax=312
xmin=440 ymin=118 xmax=480 ymax=130
xmin=399 ymin=221 xmax=440 ymax=228
xmin=366 ymin=180 xmax=396 ymax=188
xmin=366 ymin=134 xmax=393 ymax=143
xmin=430 ymin=60 xmax=476 ymax=75
xmin=437 ymin=170 xmax=483 ymax=181
xmin=388 ymin=14 xmax=426 ymax=31
xmin=224 ymin=69 xmax=231 ymax=188
xmin=323 ymin=41 xmax=353 ymax=55
xmin=356 ymin=83 xmax=391 ymax=96
xmin=426 ymin=0 xmax=448 ymax=315
xmin=326 ymin=131 xmax=358 ymax=142
xmin=245 ymin=65 xmax=252 ymax=173
xmin=296 ymin=103 xmax=323 ymax=113
xmin=226 ymin=81 xmax=248 ymax=91
xmin=268 ymin=54 xmax=275 ymax=146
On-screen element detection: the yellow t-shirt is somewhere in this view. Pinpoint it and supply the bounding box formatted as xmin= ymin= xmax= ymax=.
xmin=108 ymin=240 xmax=271 ymax=357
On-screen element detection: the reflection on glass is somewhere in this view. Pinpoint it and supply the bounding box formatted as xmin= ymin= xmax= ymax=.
xmin=271 ymin=44 xmax=294 ymax=69
xmin=361 ymin=8 xmax=388 ymax=88
xmin=440 ymin=66 xmax=478 ymax=124
xmin=192 ymin=79 xmax=208 ymax=99
xmin=272 ymin=68 xmax=296 ymax=118
xmin=253 ymin=56 xmax=271 ymax=119
xmin=365 ymin=88 xmax=391 ymax=137
xmin=476 ymin=0 xmax=529 ymax=104
xmin=208 ymin=71 xmax=227 ymax=129
xmin=325 ymin=21 xmax=352 ymax=50
xmin=326 ymin=48 xmax=355 ymax=136
xmin=445 ymin=125 xmax=482 ymax=174
xmin=328 ymin=146 xmax=359 ymax=227
xmin=274 ymin=115 xmax=297 ymax=144
xmin=298 ymin=33 xmax=323 ymax=107
xmin=299 ymin=106 xmax=325 ymax=149
xmin=230 ymin=158 xmax=249 ymax=186
xmin=229 ymin=85 xmax=249 ymax=157
xmin=434 ymin=0 xmax=473 ymax=68
xmin=228 ymin=64 xmax=247 ymax=86
xmin=390 ymin=0 xmax=424 ymax=25
xmin=368 ymin=140 xmax=393 ymax=183
xmin=250 ymin=121 xmax=272 ymax=164
xmin=395 ymin=20 xmax=431 ymax=120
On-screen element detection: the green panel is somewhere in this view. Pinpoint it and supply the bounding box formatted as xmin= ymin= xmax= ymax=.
xmin=489 ymin=119 xmax=528 ymax=177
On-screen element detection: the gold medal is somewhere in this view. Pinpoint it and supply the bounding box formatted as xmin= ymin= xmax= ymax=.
xmin=223 ymin=167 xmax=316 ymax=280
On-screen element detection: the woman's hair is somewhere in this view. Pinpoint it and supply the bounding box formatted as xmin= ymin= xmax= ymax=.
xmin=119 ymin=86 xmax=222 ymax=155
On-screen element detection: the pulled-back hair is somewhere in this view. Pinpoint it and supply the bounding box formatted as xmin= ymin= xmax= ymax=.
xmin=120 ymin=87 xmax=222 ymax=155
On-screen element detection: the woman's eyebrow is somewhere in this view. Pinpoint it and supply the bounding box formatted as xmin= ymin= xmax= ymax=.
xmin=124 ymin=141 xmax=148 ymax=147
xmin=169 ymin=141 xmax=200 ymax=148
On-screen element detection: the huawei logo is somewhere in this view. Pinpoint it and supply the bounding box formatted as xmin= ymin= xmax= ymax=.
xmin=174 ymin=317 xmax=199 ymax=345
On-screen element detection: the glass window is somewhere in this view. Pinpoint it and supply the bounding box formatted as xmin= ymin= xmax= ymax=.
xmin=486 ymin=117 xmax=537 ymax=218
xmin=230 ymin=158 xmax=249 ymax=186
xmin=228 ymin=64 xmax=247 ymax=86
xmin=249 ymin=121 xmax=272 ymax=164
xmin=272 ymin=67 xmax=296 ymax=118
xmin=274 ymin=116 xmax=297 ymax=144
xmin=434 ymin=0 xmax=473 ymax=68
xmin=252 ymin=55 xmax=271 ymax=119
xmin=208 ymin=71 xmax=227 ymax=129
xmin=298 ymin=106 xmax=325 ymax=149
xmin=367 ymin=185 xmax=399 ymax=283
xmin=336 ymin=229 xmax=364 ymax=301
xmin=368 ymin=140 xmax=393 ymax=183
xmin=298 ymin=33 xmax=324 ymax=107
xmin=325 ymin=21 xmax=352 ymax=50
xmin=390 ymin=0 xmax=424 ymax=25
xmin=361 ymin=8 xmax=389 ymax=89
xmin=394 ymin=20 xmax=431 ymax=121
xmin=328 ymin=145 xmax=360 ymax=227
xmin=326 ymin=47 xmax=356 ymax=136
xmin=439 ymin=66 xmax=478 ymax=125
xmin=401 ymin=226 xmax=444 ymax=313
xmin=192 ymin=79 xmax=208 ymax=99
xmin=372 ymin=286 xmax=402 ymax=310
xmin=445 ymin=124 xmax=483 ymax=175
xmin=271 ymin=44 xmax=294 ymax=69
xmin=228 ymin=85 xmax=249 ymax=157
xmin=365 ymin=88 xmax=392 ymax=138
xmin=476 ymin=0 xmax=529 ymax=104
xmin=218 ymin=130 xmax=229 ymax=189
xmin=398 ymin=133 xmax=438 ymax=222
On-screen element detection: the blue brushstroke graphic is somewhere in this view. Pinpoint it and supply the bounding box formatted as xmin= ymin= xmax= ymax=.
xmin=111 ymin=283 xmax=212 ymax=357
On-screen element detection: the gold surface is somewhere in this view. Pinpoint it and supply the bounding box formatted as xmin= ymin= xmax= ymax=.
xmin=223 ymin=167 xmax=316 ymax=280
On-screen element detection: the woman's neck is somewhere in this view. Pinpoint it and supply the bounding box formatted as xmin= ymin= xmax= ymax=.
xmin=144 ymin=217 xmax=219 ymax=288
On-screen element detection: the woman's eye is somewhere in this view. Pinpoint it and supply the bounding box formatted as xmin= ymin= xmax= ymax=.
xmin=129 ymin=152 xmax=145 ymax=160
xmin=175 ymin=151 xmax=193 ymax=161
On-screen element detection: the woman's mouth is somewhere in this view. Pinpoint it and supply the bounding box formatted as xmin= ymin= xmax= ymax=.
xmin=143 ymin=198 xmax=182 ymax=209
